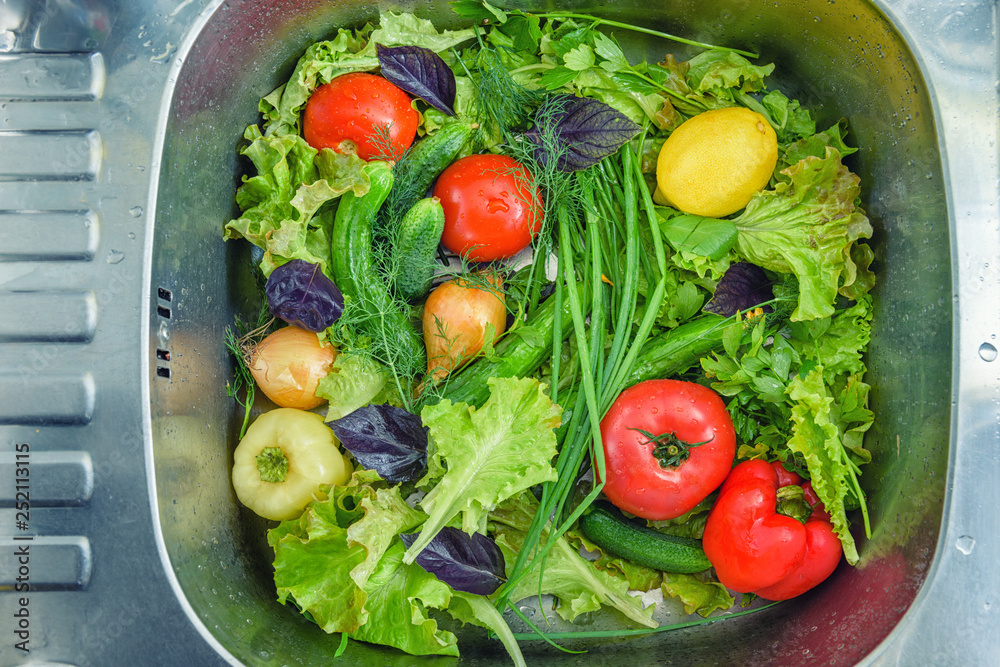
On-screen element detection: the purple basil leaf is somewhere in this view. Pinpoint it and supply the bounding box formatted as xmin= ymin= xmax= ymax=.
xmin=399 ymin=527 xmax=505 ymax=595
xmin=526 ymin=94 xmax=642 ymax=171
xmin=266 ymin=259 xmax=344 ymax=332
xmin=328 ymin=404 xmax=427 ymax=483
xmin=377 ymin=44 xmax=456 ymax=116
xmin=704 ymin=262 xmax=774 ymax=317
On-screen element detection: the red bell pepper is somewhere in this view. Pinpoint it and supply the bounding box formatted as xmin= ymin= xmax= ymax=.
xmin=702 ymin=459 xmax=841 ymax=601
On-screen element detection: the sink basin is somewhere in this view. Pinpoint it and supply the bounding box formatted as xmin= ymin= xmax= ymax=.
xmin=1 ymin=1 xmax=997 ymax=665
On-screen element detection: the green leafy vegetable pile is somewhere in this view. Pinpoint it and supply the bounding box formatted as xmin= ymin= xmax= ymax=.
xmin=222 ymin=1 xmax=877 ymax=662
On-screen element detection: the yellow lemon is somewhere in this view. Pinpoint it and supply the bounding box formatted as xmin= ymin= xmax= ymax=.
xmin=656 ymin=107 xmax=777 ymax=218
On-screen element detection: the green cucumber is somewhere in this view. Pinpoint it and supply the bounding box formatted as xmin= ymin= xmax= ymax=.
xmin=332 ymin=161 xmax=425 ymax=370
xmin=332 ymin=161 xmax=394 ymax=300
xmin=624 ymin=314 xmax=729 ymax=386
xmin=392 ymin=121 xmax=476 ymax=212
xmin=394 ymin=197 xmax=446 ymax=302
xmin=578 ymin=503 xmax=712 ymax=574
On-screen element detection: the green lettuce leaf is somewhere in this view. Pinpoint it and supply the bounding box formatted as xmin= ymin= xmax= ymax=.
xmin=268 ymin=470 xmax=425 ymax=634
xmin=405 ymin=377 xmax=561 ymax=562
xmin=656 ymin=208 xmax=738 ymax=260
xmin=445 ymin=591 xmax=527 ymax=667
xmin=733 ymin=147 xmax=873 ymax=321
xmin=348 ymin=540 xmax=460 ymax=657
xmin=781 ymin=120 xmax=857 ymax=169
xmin=786 ymin=368 xmax=860 ymax=564
xmin=224 ymin=126 xmax=317 ymax=244
xmin=761 ymin=89 xmax=816 ymax=143
xmin=661 ymin=573 xmax=735 ymax=617
xmin=316 ymin=352 xmax=401 ymax=421
xmin=789 ymin=292 xmax=873 ymax=377
xmin=490 ymin=493 xmax=656 ymax=627
xmin=370 ymin=11 xmax=477 ymax=52
xmin=347 ymin=476 xmax=428 ymax=587
xmin=685 ymin=50 xmax=774 ymax=97
xmin=223 ymin=126 xmax=369 ymax=277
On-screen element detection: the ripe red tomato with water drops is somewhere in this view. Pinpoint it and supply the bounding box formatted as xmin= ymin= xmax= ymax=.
xmin=302 ymin=72 xmax=418 ymax=161
xmin=433 ymin=154 xmax=544 ymax=262
xmin=599 ymin=379 xmax=736 ymax=521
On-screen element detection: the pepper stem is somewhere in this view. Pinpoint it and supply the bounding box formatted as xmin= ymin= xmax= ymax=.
xmin=775 ymin=484 xmax=812 ymax=524
xmin=256 ymin=446 xmax=289 ymax=483
xmin=629 ymin=427 xmax=712 ymax=469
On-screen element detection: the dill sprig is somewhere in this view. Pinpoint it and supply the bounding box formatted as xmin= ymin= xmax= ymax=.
xmin=327 ymin=289 xmax=425 ymax=410
xmin=500 ymin=94 xmax=585 ymax=316
xmin=224 ymin=303 xmax=275 ymax=438
xmin=454 ymin=30 xmax=544 ymax=147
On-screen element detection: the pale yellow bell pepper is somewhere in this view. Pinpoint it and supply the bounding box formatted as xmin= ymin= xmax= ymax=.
xmin=231 ymin=408 xmax=352 ymax=521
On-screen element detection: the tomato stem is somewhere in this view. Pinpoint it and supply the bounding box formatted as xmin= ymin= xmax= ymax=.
xmin=629 ymin=427 xmax=711 ymax=468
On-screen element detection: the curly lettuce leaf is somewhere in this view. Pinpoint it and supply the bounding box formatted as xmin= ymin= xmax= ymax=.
xmin=348 ymin=540 xmax=460 ymax=657
xmin=316 ymin=352 xmax=401 ymax=421
xmin=370 ymin=11 xmax=477 ymax=52
xmin=347 ymin=476 xmax=428 ymax=586
xmin=786 ymin=368 xmax=865 ymax=564
xmin=781 ymin=119 xmax=857 ymax=169
xmin=224 ymin=126 xmax=316 ymax=244
xmin=661 ymin=573 xmax=735 ymax=617
xmin=789 ymin=292 xmax=873 ymax=377
xmin=224 ymin=126 xmax=369 ymax=277
xmin=405 ymin=377 xmax=561 ymax=563
xmin=685 ymin=50 xmax=774 ymax=97
xmin=733 ymin=147 xmax=873 ymax=321
xmin=761 ymin=89 xmax=816 ymax=143
xmin=490 ymin=493 xmax=656 ymax=627
xmin=268 ymin=470 xmax=425 ymax=634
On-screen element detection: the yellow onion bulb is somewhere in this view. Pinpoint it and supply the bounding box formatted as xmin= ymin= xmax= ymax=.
xmin=423 ymin=275 xmax=507 ymax=379
xmin=249 ymin=325 xmax=336 ymax=409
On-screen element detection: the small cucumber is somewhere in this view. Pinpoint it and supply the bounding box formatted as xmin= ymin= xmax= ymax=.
xmin=578 ymin=503 xmax=712 ymax=574
xmin=390 ymin=121 xmax=475 ymax=214
xmin=331 ymin=161 xmax=426 ymax=369
xmin=394 ymin=197 xmax=446 ymax=302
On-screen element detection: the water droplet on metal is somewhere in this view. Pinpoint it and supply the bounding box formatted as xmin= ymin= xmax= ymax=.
xmin=130 ymin=206 xmax=143 ymax=217
xmin=979 ymin=342 xmax=997 ymax=362
xmin=106 ymin=250 xmax=125 ymax=264
xmin=956 ymin=535 xmax=976 ymax=555
xmin=0 ymin=30 xmax=16 ymax=52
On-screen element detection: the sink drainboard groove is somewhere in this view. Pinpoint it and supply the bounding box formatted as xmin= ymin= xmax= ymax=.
xmin=0 ymin=48 xmax=106 ymax=601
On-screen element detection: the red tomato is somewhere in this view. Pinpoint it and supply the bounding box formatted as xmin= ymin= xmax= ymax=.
xmin=432 ymin=154 xmax=544 ymax=262
xmin=599 ymin=379 xmax=736 ymax=521
xmin=302 ymin=72 xmax=418 ymax=161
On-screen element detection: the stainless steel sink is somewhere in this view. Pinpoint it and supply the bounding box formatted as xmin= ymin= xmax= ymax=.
xmin=1 ymin=0 xmax=998 ymax=665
